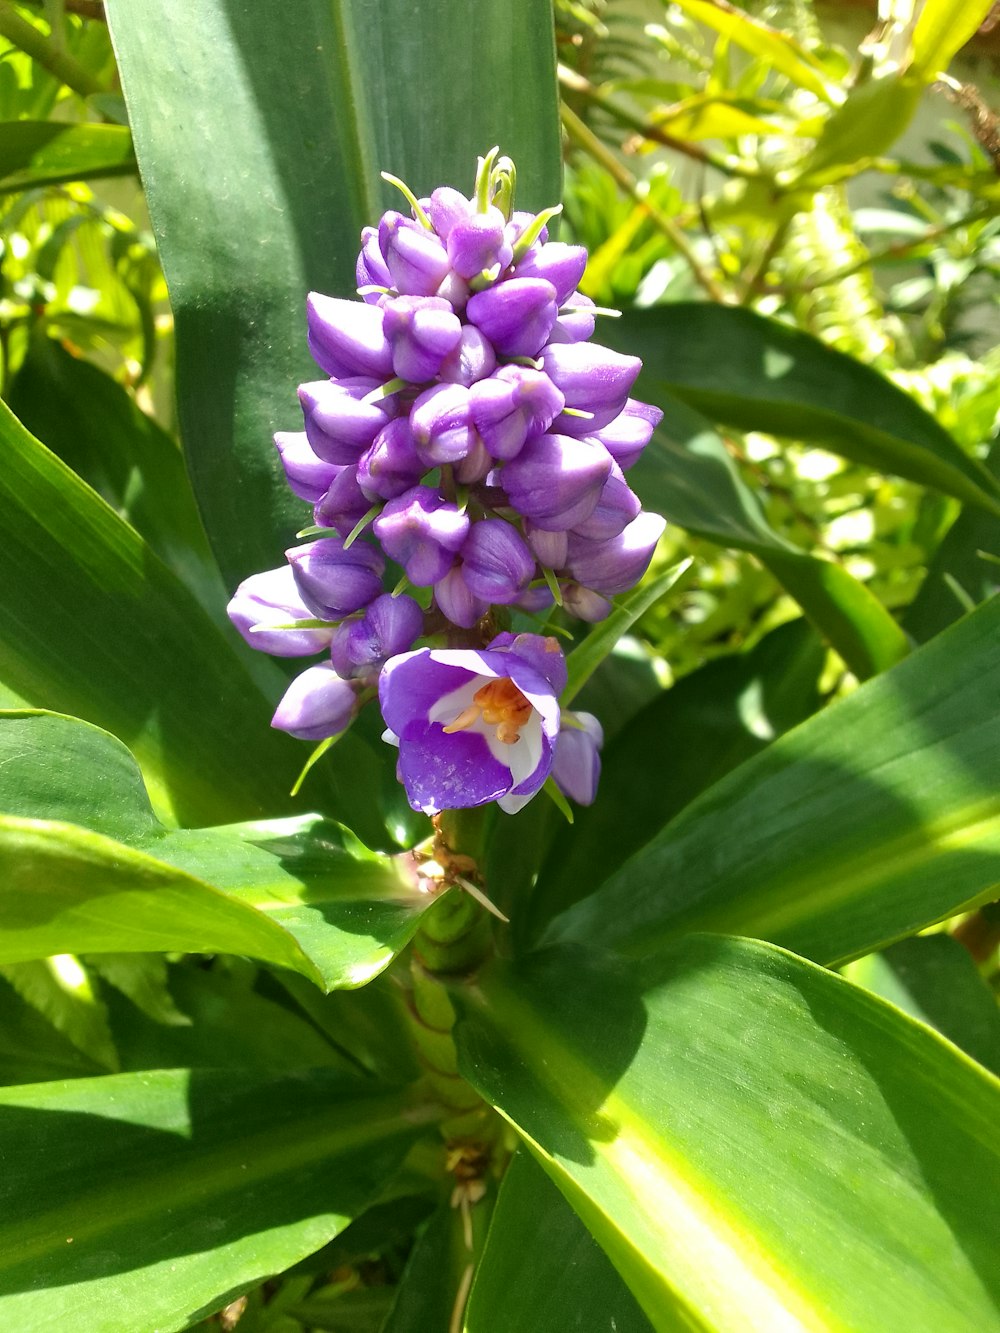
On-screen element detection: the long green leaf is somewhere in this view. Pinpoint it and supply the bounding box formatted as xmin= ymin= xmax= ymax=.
xmin=0 ymin=1067 xmax=438 ymax=1330
xmin=909 ymin=0 xmax=995 ymax=78
xmin=549 ymin=594 xmax=1000 ymax=967
xmin=105 ymin=0 xmax=561 ymax=588
xmin=456 ymin=937 xmax=1000 ymax=1332
xmin=0 ymin=711 xmax=435 ymax=989
xmin=610 ymin=305 xmax=1000 ymax=516
xmin=0 ymin=120 xmax=134 ymax=193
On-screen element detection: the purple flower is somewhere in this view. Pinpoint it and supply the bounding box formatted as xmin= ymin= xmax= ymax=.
xmin=466 ymin=278 xmax=557 ymax=357
xmin=382 ymin=295 xmax=462 ymax=382
xmin=272 ymin=663 xmax=359 ymax=741
xmin=379 ymin=213 xmax=452 ymax=296
xmin=570 ymin=461 xmax=642 ymax=540
xmin=552 ymin=711 xmax=603 ymax=805
xmin=459 ymin=519 xmax=535 ymax=604
xmin=438 ymin=325 xmax=497 ymax=387
xmin=373 ymin=486 xmax=469 ymax=585
xmin=312 ymin=465 xmax=373 ymax=537
xmin=500 ymin=433 xmax=612 ymax=531
xmin=427 ymin=187 xmax=473 ymax=240
xmin=378 ymin=635 xmax=562 ymax=815
xmin=356 ymin=225 xmax=391 ymax=298
xmin=566 ymin=511 xmax=666 ymax=596
xmin=592 ymin=399 xmax=663 ymax=471
xmin=410 ymin=383 xmax=476 ymax=465
xmin=562 ymin=582 xmax=612 ymax=622
xmin=227 ymin=566 xmax=334 ymax=657
xmin=541 ymin=343 xmax=641 ymax=434
xmin=274 ymin=431 xmax=340 ymax=503
xmin=447 ymin=206 xmax=513 ymax=279
xmin=469 ymin=366 xmax=564 ymax=460
xmin=287 ymin=537 xmax=385 ymax=619
xmin=299 ymin=378 xmax=396 ymax=464
xmin=306 ymin=295 xmax=394 ymax=380
xmin=513 ymin=242 xmax=587 ymax=304
xmin=357 ymin=418 xmax=425 ymax=500
xmin=433 ymin=565 xmax=489 ymax=629
xmin=331 ymin=593 xmax=424 ymax=679
xmin=548 ymin=294 xmax=597 ymax=345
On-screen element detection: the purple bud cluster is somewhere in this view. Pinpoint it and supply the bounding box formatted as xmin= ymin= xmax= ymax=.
xmin=228 ymin=153 xmax=666 ymax=816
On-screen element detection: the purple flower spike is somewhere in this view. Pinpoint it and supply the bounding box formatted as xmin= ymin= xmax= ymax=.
xmin=571 ymin=461 xmax=642 ymax=540
xmin=514 ymin=242 xmax=587 ymax=304
xmin=356 ymin=226 xmax=391 ymax=300
xmin=382 ymin=295 xmax=462 ymax=383
xmin=272 ymin=663 xmax=359 ymax=741
xmin=548 ymin=294 xmax=597 ymax=345
xmin=469 ymin=366 xmax=565 ymax=460
xmin=287 ymin=537 xmax=385 ymax=619
xmin=373 ymin=486 xmax=470 ymax=586
xmin=227 ymin=565 xmax=335 ymax=657
xmin=427 ymin=187 xmax=473 ymax=240
xmin=331 ymin=593 xmax=424 ymax=679
xmin=379 ymin=213 xmax=452 ymax=296
xmin=447 ymin=206 xmax=514 ymax=280
xmin=306 ymin=294 xmax=394 ymax=380
xmin=467 ymin=277 xmax=558 ymax=358
xmin=357 ymin=418 xmax=425 ymax=500
xmin=552 ymin=711 xmax=603 ymax=805
xmin=274 ymin=431 xmax=341 ymax=503
xmin=438 ymin=325 xmax=497 ymax=387
xmin=299 ymin=378 xmax=396 ymax=464
xmin=501 ymin=432 xmax=612 ymax=531
xmin=459 ymin=519 xmax=535 ymax=604
xmin=378 ymin=637 xmax=562 ymax=815
xmin=541 ymin=343 xmax=642 ymax=434
xmin=312 ymin=465 xmax=373 ymax=538
xmin=434 ymin=565 xmax=489 ymax=629
xmin=566 ymin=511 xmax=667 ymax=596
xmin=410 ymin=383 xmax=476 ymax=466
xmin=592 ymin=399 xmax=663 ymax=471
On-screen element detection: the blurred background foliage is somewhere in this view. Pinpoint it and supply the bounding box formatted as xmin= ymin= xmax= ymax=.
xmin=0 ymin=0 xmax=998 ymax=1325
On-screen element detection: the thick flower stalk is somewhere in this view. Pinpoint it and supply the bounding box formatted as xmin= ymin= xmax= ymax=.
xmin=228 ymin=150 xmax=665 ymax=818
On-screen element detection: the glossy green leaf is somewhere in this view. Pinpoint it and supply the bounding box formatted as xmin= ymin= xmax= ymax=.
xmin=86 ymin=953 xmax=190 ymax=1028
xmin=0 ymin=1067 xmax=438 ymax=1330
xmin=530 ymin=619 xmax=824 ymax=939
xmin=0 ymin=395 xmax=309 ymax=826
xmin=106 ymin=0 xmax=560 ymax=588
xmin=629 ymin=392 xmax=909 ymax=679
xmin=844 ymin=934 xmax=1000 ymax=1076
xmin=0 ymin=711 xmax=435 ymax=989
xmin=549 ymin=594 xmax=1000 ymax=967
xmin=7 ymin=337 xmax=226 ymax=622
xmin=0 ymin=972 xmax=105 ymax=1085
xmin=0 ymin=120 xmax=134 ymax=193
xmin=909 ymin=0 xmax=996 ymax=78
xmin=0 ymin=957 xmax=117 ymax=1071
xmin=456 ymin=937 xmax=1000 ymax=1332
xmin=609 ymin=305 xmax=1000 ymax=516
xmin=467 ymin=1150 xmax=653 ymax=1333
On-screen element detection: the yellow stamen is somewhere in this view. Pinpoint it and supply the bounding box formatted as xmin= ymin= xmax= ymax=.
xmin=440 ymin=678 xmax=533 ymax=745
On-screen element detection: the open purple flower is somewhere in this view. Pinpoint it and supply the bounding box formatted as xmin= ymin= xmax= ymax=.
xmin=379 ymin=634 xmax=562 ymax=815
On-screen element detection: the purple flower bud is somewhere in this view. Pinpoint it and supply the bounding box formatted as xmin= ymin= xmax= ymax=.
xmin=312 ymin=465 xmax=373 ymax=537
xmin=287 ymin=537 xmax=385 ymax=619
xmin=459 ymin=518 xmax=535 ymax=604
xmin=466 ymin=278 xmax=558 ymax=358
xmin=331 ymin=593 xmax=424 ymax=679
xmin=591 ymin=398 xmax=663 ymax=471
xmin=570 ymin=461 xmax=642 ymax=540
xmin=566 ymin=511 xmax=667 ymax=596
xmin=506 ymin=211 xmax=548 ymax=254
xmin=500 ymin=433 xmax=612 ymax=531
xmin=541 ymin=343 xmax=642 ymax=434
xmin=382 ymin=295 xmax=462 ymax=382
xmin=433 ymin=270 xmax=470 ymax=312
xmin=548 ymin=294 xmax=597 ymax=345
xmin=552 ymin=711 xmax=603 ymax=805
xmin=357 ymin=418 xmax=424 ymax=500
xmin=307 ymin=294 xmax=394 ymax=380
xmin=514 ymin=242 xmax=587 ymax=304
xmin=299 ymin=378 xmax=396 ymax=464
xmin=373 ymin=486 xmax=470 ymax=586
xmin=447 ymin=206 xmax=514 ymax=280
xmin=410 ymin=383 xmax=476 ymax=466
xmin=227 ymin=565 xmax=335 ymax=657
xmin=433 ymin=565 xmax=489 ymax=629
xmin=525 ymin=522 xmax=568 ymax=569
xmin=379 ymin=212 xmax=451 ymax=296
xmin=272 ymin=663 xmax=359 ymax=741
xmin=274 ymin=431 xmax=340 ymax=503
xmin=438 ymin=325 xmax=497 ymax=387
xmin=469 ymin=366 xmax=565 ymax=460
xmin=356 ymin=225 xmax=391 ymax=299
xmin=427 ymin=187 xmax=473 ymax=240
xmin=454 ymin=437 xmax=493 ymax=485
xmin=514 ymin=585 xmax=555 ymax=614
xmin=562 ymin=582 xmax=612 ymax=622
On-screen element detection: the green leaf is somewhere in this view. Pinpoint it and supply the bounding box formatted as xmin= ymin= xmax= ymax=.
xmin=456 ymin=937 xmax=1000 ymax=1332
xmin=530 ymin=619 xmax=825 ymax=940
xmin=609 ymin=305 xmax=1000 ymax=517
xmin=844 ymin=934 xmax=1000 ymax=1076
xmin=382 ymin=1199 xmax=493 ymax=1333
xmin=0 ymin=957 xmax=117 ymax=1071
xmin=105 ymin=0 xmax=561 ymax=588
xmin=563 ymin=559 xmax=693 ymax=706
xmin=0 ymin=120 xmax=134 ymax=193
xmin=788 ymin=75 xmax=924 ymax=187
xmin=0 ymin=972 xmax=105 ymax=1085
xmin=0 ymin=1068 xmax=438 ymax=1330
xmin=549 ymin=595 xmax=1000 ymax=967
xmin=85 ymin=953 xmax=191 ymax=1028
xmin=467 ymin=1150 xmax=653 ymax=1332
xmin=7 ymin=337 xmax=227 ymax=623
xmin=629 ymin=392 xmax=910 ymax=679
xmin=0 ymin=711 xmax=436 ymax=989
xmin=0 ymin=396 xmax=310 ymax=826
xmin=909 ymin=0 xmax=996 ymax=79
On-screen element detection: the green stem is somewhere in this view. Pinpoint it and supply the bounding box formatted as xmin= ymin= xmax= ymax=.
xmin=0 ymin=0 xmax=106 ymax=97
